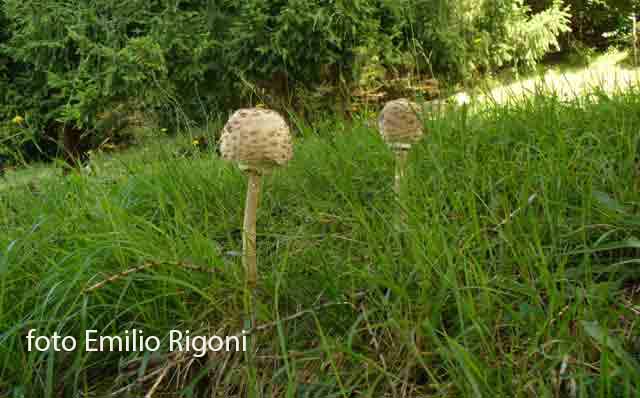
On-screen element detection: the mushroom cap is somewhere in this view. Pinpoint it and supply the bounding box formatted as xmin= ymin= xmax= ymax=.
xmin=377 ymin=98 xmax=424 ymax=145
xmin=219 ymin=108 xmax=293 ymax=171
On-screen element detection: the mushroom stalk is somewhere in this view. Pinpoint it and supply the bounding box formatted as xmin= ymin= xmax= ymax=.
xmin=242 ymin=169 xmax=261 ymax=295
xmin=241 ymin=168 xmax=262 ymax=393
xmin=391 ymin=144 xmax=411 ymax=195
xmin=391 ymin=144 xmax=411 ymax=227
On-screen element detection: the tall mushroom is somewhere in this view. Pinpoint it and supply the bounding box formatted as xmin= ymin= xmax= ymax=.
xmin=219 ymin=108 xmax=293 ymax=327
xmin=377 ymin=98 xmax=424 ymax=195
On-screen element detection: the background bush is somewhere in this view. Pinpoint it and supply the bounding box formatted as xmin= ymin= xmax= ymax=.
xmin=528 ymin=0 xmax=640 ymax=49
xmin=3 ymin=0 xmax=630 ymax=165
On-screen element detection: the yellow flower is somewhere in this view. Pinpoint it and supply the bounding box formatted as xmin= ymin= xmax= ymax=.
xmin=12 ymin=115 xmax=24 ymax=125
xmin=192 ymin=139 xmax=200 ymax=146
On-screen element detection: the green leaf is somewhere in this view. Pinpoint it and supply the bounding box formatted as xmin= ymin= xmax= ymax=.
xmin=581 ymin=321 xmax=640 ymax=374
xmin=593 ymin=190 xmax=628 ymax=213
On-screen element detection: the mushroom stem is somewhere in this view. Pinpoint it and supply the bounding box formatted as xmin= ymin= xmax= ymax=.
xmin=393 ymin=147 xmax=409 ymax=195
xmin=241 ymin=168 xmax=263 ymax=392
xmin=390 ymin=143 xmax=411 ymax=228
xmin=390 ymin=143 xmax=411 ymax=195
xmin=243 ymin=169 xmax=262 ymax=295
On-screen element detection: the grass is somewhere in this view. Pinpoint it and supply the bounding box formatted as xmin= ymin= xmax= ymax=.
xmin=1 ymin=86 xmax=640 ymax=397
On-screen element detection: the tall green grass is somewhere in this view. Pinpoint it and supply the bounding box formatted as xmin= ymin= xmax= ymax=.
xmin=1 ymin=88 xmax=639 ymax=397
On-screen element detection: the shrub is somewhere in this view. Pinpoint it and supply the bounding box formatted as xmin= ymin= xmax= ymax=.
xmin=0 ymin=0 xmax=219 ymax=162
xmin=528 ymin=0 xmax=640 ymax=49
xmin=1 ymin=0 xmax=574 ymax=164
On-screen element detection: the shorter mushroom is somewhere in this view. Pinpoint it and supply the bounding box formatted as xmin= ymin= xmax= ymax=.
xmin=219 ymin=107 xmax=293 ymax=325
xmin=377 ymin=98 xmax=424 ymax=195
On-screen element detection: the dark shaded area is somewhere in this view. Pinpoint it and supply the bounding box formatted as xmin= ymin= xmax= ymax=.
xmin=60 ymin=124 xmax=91 ymax=173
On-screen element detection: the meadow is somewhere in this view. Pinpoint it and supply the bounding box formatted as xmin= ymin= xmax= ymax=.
xmin=1 ymin=87 xmax=640 ymax=397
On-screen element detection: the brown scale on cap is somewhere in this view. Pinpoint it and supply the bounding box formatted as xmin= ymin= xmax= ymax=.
xmin=219 ymin=108 xmax=293 ymax=171
xmin=377 ymin=98 xmax=424 ymax=145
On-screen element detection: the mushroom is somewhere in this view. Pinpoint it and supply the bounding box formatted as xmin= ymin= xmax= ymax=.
xmin=377 ymin=98 xmax=424 ymax=195
xmin=219 ymin=107 xmax=293 ymax=325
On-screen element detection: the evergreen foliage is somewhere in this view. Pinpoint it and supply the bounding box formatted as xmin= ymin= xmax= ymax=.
xmin=0 ymin=0 xmax=616 ymax=164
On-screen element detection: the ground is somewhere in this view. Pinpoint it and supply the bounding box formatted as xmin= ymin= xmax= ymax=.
xmin=1 ymin=50 xmax=639 ymax=397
